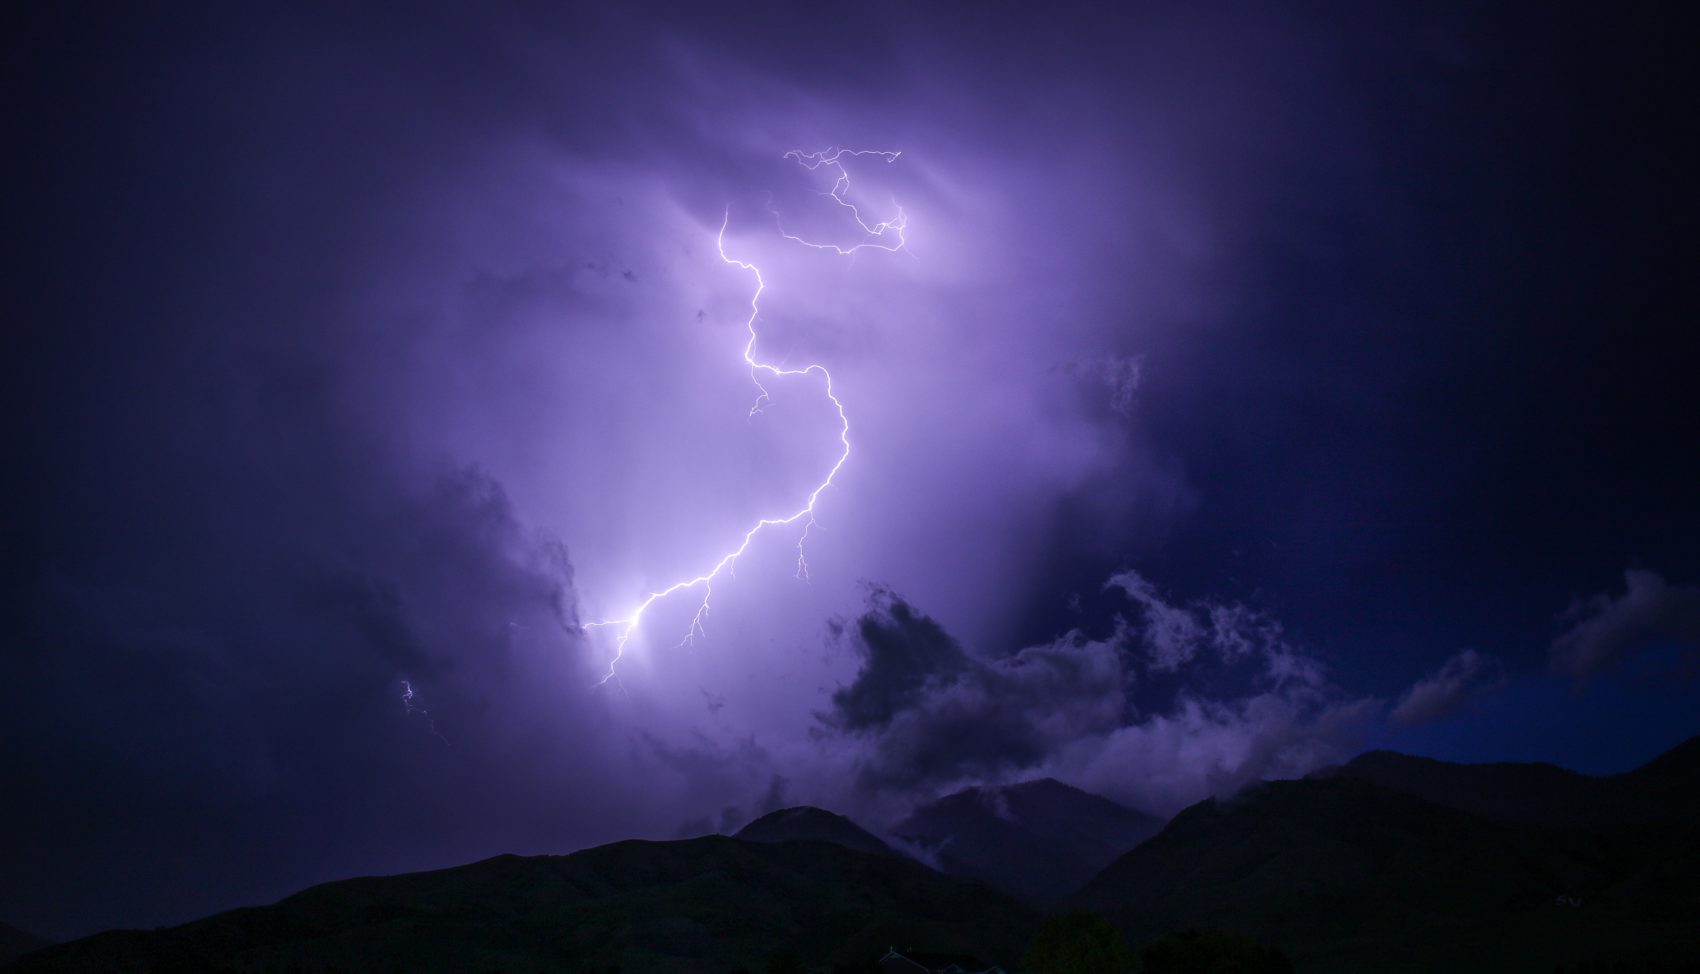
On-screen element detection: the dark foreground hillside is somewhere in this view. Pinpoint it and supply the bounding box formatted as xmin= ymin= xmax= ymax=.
xmin=6 ymin=836 xmax=1033 ymax=974
xmin=15 ymin=738 xmax=1699 ymax=973
xmin=0 ymin=925 xmax=47 ymax=968
xmin=1071 ymin=774 xmax=1700 ymax=973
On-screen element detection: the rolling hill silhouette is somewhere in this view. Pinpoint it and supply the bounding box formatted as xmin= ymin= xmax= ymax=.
xmin=1330 ymin=734 xmax=1700 ymax=827
xmin=1072 ymin=736 xmax=1700 ymax=973
xmin=6 ymin=837 xmax=1032 ymax=973
xmin=0 ymin=925 xmax=47 ymax=969
xmin=11 ymin=736 xmax=1697 ymax=973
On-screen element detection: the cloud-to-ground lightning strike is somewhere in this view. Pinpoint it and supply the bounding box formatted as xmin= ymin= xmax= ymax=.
xmin=585 ymin=148 xmax=906 ymax=684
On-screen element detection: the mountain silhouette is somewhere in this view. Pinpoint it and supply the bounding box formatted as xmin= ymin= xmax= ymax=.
xmin=6 ymin=837 xmax=1032 ymax=974
xmin=892 ymin=777 xmax=1163 ymax=905
xmin=13 ymin=737 xmax=1700 ymax=973
xmin=1072 ymin=737 xmax=1700 ymax=973
xmin=0 ymin=925 xmax=47 ymax=968
xmin=734 ymin=805 xmax=899 ymax=858
xmin=1331 ymin=734 xmax=1700 ymax=827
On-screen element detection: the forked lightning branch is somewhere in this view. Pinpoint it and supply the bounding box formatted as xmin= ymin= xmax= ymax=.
xmin=584 ymin=149 xmax=907 ymax=683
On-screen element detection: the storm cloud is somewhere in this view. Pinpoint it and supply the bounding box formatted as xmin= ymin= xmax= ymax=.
xmin=1550 ymin=570 xmax=1700 ymax=682
xmin=1389 ymin=649 xmax=1506 ymax=727
xmin=819 ymin=574 xmax=1377 ymax=815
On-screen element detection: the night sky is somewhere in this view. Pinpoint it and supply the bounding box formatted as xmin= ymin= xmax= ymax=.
xmin=6 ymin=1 xmax=1698 ymax=943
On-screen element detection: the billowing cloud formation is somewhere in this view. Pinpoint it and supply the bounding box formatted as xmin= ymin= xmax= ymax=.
xmin=820 ymin=573 xmax=1377 ymax=815
xmin=1550 ymin=570 xmax=1700 ymax=680
xmin=1052 ymin=690 xmax=1381 ymax=817
xmin=820 ymin=586 xmax=1127 ymax=794
xmin=1389 ymin=649 xmax=1505 ymax=727
xmin=1107 ymin=571 xmax=1304 ymax=678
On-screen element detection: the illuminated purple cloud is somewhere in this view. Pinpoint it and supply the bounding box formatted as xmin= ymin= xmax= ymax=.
xmin=584 ymin=148 xmax=906 ymax=682
xmin=818 ymin=576 xmax=1378 ymax=816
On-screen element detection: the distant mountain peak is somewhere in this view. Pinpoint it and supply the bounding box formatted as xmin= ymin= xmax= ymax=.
xmin=1007 ymin=775 xmax=1082 ymax=790
xmin=997 ymin=776 xmax=1103 ymax=801
xmin=939 ymin=777 xmax=1142 ymax=810
xmin=1345 ymin=749 xmax=1576 ymax=775
xmin=1334 ymin=734 xmax=1700 ymax=827
xmin=734 ymin=805 xmax=899 ymax=858
xmin=0 ymin=920 xmax=51 ymax=967
xmin=740 ymin=805 xmax=846 ymax=828
xmin=893 ymin=778 xmax=1163 ymax=905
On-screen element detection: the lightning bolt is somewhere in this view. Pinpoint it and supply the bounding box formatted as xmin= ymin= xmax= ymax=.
xmin=584 ymin=148 xmax=906 ymax=684
xmin=400 ymin=679 xmax=449 ymax=744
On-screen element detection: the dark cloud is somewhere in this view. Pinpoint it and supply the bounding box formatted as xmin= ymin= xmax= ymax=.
xmin=702 ymin=688 xmax=727 ymax=715
xmin=1389 ymin=649 xmax=1506 ymax=727
xmin=824 ymin=586 xmax=973 ymax=732
xmin=1 ymin=454 xmax=604 ymax=937
xmin=820 ymin=575 xmax=1375 ymax=813
xmin=1550 ymin=570 xmax=1700 ymax=682
xmin=820 ymin=589 xmax=1123 ymax=794
xmin=640 ymin=730 xmax=777 ymax=812
xmin=1106 ymin=571 xmax=1295 ymax=677
xmin=663 ymin=749 xmax=789 ymax=837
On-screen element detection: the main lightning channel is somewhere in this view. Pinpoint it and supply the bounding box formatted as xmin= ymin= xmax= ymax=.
xmin=584 ymin=148 xmax=905 ymax=684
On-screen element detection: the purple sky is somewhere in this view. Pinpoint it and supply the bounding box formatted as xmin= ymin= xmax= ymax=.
xmin=7 ymin=1 xmax=1699 ymax=941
